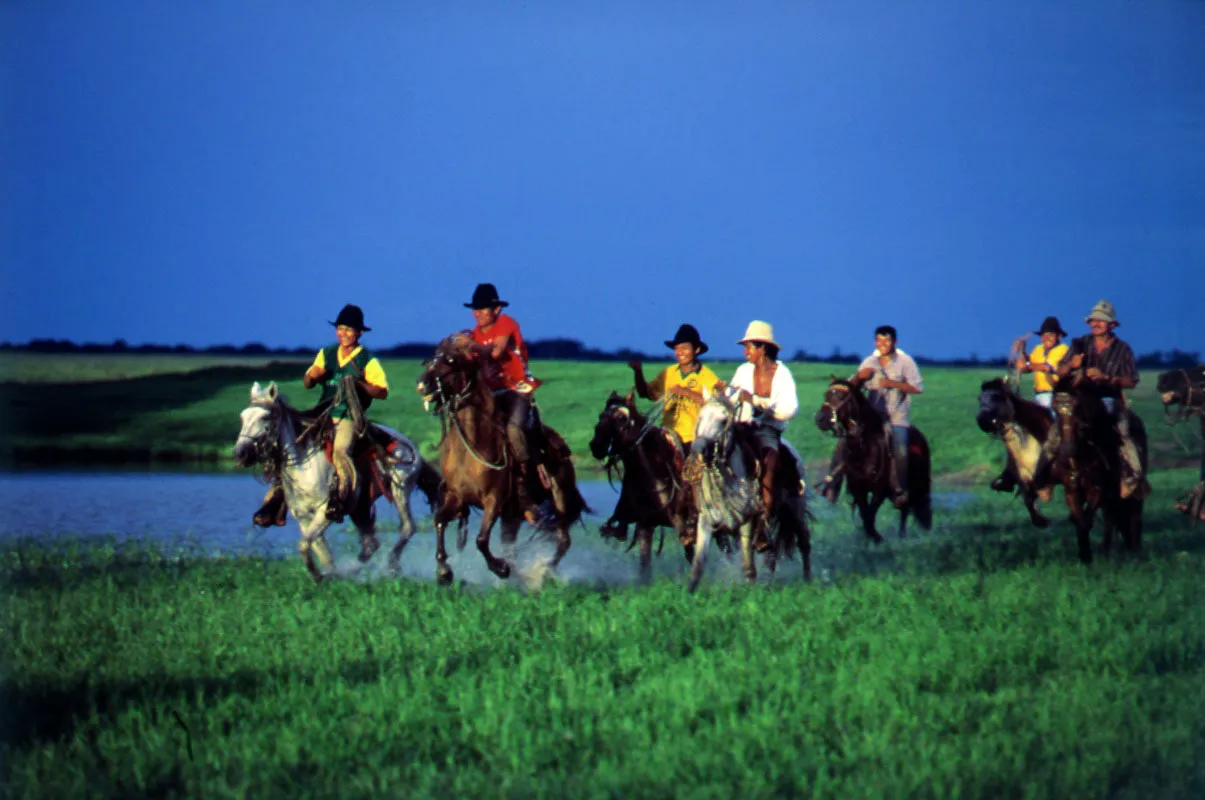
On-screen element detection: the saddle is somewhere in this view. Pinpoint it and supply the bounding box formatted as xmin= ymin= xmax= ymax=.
xmin=317 ymin=422 xmax=407 ymax=505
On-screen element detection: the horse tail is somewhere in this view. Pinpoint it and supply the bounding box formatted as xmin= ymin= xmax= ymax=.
xmin=415 ymin=459 xmax=444 ymax=514
xmin=909 ymin=428 xmax=933 ymax=531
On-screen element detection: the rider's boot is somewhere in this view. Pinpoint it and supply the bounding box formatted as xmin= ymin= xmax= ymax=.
xmin=889 ymin=432 xmax=909 ymax=510
xmin=516 ymin=462 xmax=543 ymax=526
xmin=990 ymin=467 xmax=1017 ymax=493
xmin=325 ymin=484 xmax=346 ymax=522
xmin=1117 ymin=415 xmax=1148 ymax=500
xmin=753 ymin=452 xmax=777 ymax=553
xmin=253 ymin=483 xmax=288 ymax=527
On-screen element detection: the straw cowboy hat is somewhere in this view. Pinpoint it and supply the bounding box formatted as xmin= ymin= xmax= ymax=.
xmin=1084 ymin=299 xmax=1119 ymax=326
xmin=464 ymin=283 xmax=509 ymax=309
xmin=329 ymin=304 xmax=371 ymax=332
xmin=665 ymin=323 xmax=709 ymax=356
xmin=1037 ymin=316 xmax=1067 ymax=336
xmin=737 ymin=320 xmax=781 ymax=349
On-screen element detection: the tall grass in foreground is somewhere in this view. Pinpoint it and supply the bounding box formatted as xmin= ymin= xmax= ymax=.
xmin=4 ymin=483 xmax=1205 ymax=799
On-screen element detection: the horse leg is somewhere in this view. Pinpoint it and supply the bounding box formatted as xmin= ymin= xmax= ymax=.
xmin=547 ymin=470 xmax=572 ymax=569
xmin=350 ymin=491 xmax=380 ymax=564
xmin=476 ymin=497 xmax=510 ymax=579
xmin=898 ymin=506 xmax=909 ymax=540
xmin=1023 ymin=487 xmax=1052 ymax=529
xmin=688 ymin=517 xmax=716 ymax=593
xmin=432 ymin=497 xmax=460 ymax=585
xmin=857 ymin=494 xmax=884 ymax=544
xmin=387 ymin=471 xmax=419 ymax=571
xmin=499 ymin=517 xmax=521 ymax=564
xmin=1100 ymin=511 xmax=1115 ymax=556
xmin=741 ymin=520 xmax=757 ymax=584
xmin=636 ymin=524 xmax=653 ymax=585
xmin=296 ymin=515 xmax=333 ymax=581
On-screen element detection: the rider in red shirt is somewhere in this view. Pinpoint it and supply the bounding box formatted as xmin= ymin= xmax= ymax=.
xmin=465 ymin=283 xmax=543 ymax=523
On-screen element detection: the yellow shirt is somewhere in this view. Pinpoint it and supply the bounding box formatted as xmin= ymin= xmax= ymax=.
xmin=1030 ymin=343 xmax=1067 ymax=394
xmin=311 ymin=346 xmax=389 ymax=389
xmin=647 ymin=364 xmax=720 ymax=443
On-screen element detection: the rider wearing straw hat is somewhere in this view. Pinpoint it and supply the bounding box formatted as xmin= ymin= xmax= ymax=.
xmin=714 ymin=320 xmax=799 ymax=515
xmin=251 ymin=304 xmax=389 ymax=526
xmin=1056 ymin=299 xmax=1146 ymax=499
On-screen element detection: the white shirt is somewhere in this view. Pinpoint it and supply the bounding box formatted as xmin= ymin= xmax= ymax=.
xmin=726 ymin=362 xmax=798 ymax=431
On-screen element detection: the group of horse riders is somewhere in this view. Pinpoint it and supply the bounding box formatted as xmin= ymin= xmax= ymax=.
xmin=251 ymin=286 xmax=1150 ymax=531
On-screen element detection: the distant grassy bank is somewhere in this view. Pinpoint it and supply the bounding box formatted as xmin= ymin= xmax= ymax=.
xmin=1 ymin=354 xmax=1195 ymax=481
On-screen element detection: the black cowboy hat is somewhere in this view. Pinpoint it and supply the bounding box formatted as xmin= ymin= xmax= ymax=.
xmin=329 ymin=304 xmax=371 ymax=332
xmin=1037 ymin=316 xmax=1067 ymax=337
xmin=464 ymin=283 xmax=509 ymax=310
xmin=665 ymin=323 xmax=708 ymax=356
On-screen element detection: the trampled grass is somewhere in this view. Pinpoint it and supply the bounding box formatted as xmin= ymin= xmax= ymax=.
xmin=3 ymin=471 xmax=1205 ymax=798
xmin=1 ymin=354 xmax=1196 ymax=479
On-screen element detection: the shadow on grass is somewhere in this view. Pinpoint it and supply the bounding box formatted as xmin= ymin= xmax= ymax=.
xmin=0 ymin=361 xmax=303 ymax=464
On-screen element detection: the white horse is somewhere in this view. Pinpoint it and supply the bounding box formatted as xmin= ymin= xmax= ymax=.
xmin=232 ymin=381 xmax=443 ymax=580
xmin=686 ymin=389 xmax=811 ymax=592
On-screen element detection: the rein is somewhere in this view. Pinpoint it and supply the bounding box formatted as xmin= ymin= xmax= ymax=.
xmin=425 ymin=356 xmax=510 ymax=471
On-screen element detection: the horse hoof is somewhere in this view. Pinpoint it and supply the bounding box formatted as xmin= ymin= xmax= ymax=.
xmin=492 ymin=561 xmax=512 ymax=580
xmin=436 ymin=564 xmax=454 ymax=585
xmin=358 ymin=538 xmax=381 ymax=563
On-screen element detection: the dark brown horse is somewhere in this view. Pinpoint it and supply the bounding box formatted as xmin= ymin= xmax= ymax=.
xmin=814 ymin=377 xmax=932 ymax=541
xmin=1048 ymin=375 xmax=1147 ymax=562
xmin=1157 ymin=365 xmax=1205 ymax=522
xmin=588 ymin=391 xmax=698 ymax=580
xmin=415 ymin=334 xmax=588 ymax=583
xmin=975 ymin=377 xmax=1055 ymax=528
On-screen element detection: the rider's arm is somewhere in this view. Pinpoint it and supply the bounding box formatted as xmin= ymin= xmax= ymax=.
xmin=887 ymin=358 xmax=924 ymax=395
xmin=303 ymin=350 xmax=327 ymax=389
xmin=359 ymin=358 xmax=390 ymax=400
xmin=751 ymin=367 xmax=798 ymax=422
xmin=634 ymin=364 xmax=663 ymax=401
xmin=1111 ymin=343 xmax=1139 ymax=390
xmin=850 ymin=365 xmax=875 ymax=388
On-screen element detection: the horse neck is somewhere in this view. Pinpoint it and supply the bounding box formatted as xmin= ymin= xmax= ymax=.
xmin=273 ymin=405 xmax=330 ymax=496
xmin=452 ymin=383 xmax=504 ymax=455
xmin=1010 ymin=395 xmax=1051 ymax=437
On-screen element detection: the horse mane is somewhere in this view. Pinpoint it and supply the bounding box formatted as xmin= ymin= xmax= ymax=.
xmin=828 ymin=377 xmax=881 ymax=425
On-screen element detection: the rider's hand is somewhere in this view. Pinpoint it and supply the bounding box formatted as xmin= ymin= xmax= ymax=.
xmin=737 ymin=390 xmax=754 ymax=405
xmin=1085 ymin=367 xmax=1103 ymax=381
xmin=306 ymin=366 xmax=327 ymax=381
xmin=1069 ymin=354 xmax=1084 ymax=370
xmin=627 ymin=359 xmax=642 ymax=371
xmin=713 ymin=379 xmax=728 ymax=391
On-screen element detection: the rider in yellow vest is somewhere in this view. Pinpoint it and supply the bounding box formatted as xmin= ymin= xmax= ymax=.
xmin=251 ymin=304 xmax=388 ymax=526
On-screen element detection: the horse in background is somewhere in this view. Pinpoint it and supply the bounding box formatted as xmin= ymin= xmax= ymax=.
xmin=415 ymin=334 xmax=588 ymax=584
xmin=589 ymin=391 xmax=698 ymax=581
xmin=232 ymin=381 xmax=442 ymax=580
xmin=1157 ymin=365 xmax=1205 ymax=522
xmin=975 ymin=377 xmax=1055 ymax=528
xmin=1048 ymin=375 xmax=1147 ymax=562
xmin=814 ymin=377 xmax=932 ymax=542
xmin=685 ymin=390 xmax=811 ymax=592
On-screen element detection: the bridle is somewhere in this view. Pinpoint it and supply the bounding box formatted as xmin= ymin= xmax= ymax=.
xmin=819 ymin=384 xmax=859 ymax=437
xmin=1162 ymin=368 xmax=1205 ymax=425
xmin=420 ymin=347 xmax=509 ymax=471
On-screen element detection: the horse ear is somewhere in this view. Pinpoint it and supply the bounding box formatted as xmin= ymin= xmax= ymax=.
xmin=624 ymin=390 xmax=636 ymax=406
xmin=250 ymin=381 xmax=262 ymax=398
xmin=267 ymin=382 xmax=279 ymax=400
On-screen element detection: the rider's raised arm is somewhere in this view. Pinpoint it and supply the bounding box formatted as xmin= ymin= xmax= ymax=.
xmin=303 ymin=349 xmax=327 ymax=389
xmin=640 ymin=367 xmax=667 ymax=401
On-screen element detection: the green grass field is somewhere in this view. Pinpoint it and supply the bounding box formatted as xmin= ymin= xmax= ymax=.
xmin=3 ymin=354 xmax=1204 ymax=797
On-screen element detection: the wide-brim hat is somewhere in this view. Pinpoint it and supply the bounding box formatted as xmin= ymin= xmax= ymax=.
xmin=1084 ymin=299 xmax=1119 ymax=326
xmin=464 ymin=283 xmax=510 ymax=310
xmin=329 ymin=304 xmax=371 ymax=332
xmin=737 ymin=320 xmax=781 ymax=350
xmin=664 ymin=323 xmax=708 ymax=356
xmin=1037 ymin=316 xmax=1067 ymax=336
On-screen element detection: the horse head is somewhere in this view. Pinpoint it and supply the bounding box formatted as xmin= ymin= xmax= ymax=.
xmin=416 ymin=333 xmax=479 ymax=414
xmin=589 ymin=390 xmax=643 ymax=461
xmin=690 ymin=388 xmax=736 ymax=465
xmin=814 ymin=377 xmax=862 ymax=436
xmin=233 ymin=381 xmax=282 ymax=467
xmin=1157 ymin=364 xmax=1205 ymax=411
xmin=976 ymin=377 xmax=1017 ymax=435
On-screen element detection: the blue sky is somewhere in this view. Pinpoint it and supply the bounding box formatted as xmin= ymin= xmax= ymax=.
xmin=3 ymin=1 xmax=1203 ymax=360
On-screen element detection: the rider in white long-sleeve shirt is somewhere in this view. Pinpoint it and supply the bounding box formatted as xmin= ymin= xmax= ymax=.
xmin=714 ymin=321 xmax=798 ymax=513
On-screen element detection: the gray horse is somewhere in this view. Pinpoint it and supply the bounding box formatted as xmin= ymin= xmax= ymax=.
xmin=233 ymin=381 xmax=442 ymax=580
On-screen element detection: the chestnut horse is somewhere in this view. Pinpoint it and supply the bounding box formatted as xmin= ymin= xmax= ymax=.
xmin=814 ymin=377 xmax=932 ymax=541
xmin=975 ymin=377 xmax=1055 ymax=528
xmin=588 ymin=390 xmax=698 ymax=581
xmin=1048 ymin=375 xmax=1148 ymax=562
xmin=415 ymin=334 xmax=588 ymax=583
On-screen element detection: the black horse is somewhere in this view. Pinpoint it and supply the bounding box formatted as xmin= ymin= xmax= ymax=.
xmin=589 ymin=391 xmax=698 ymax=581
xmin=1157 ymin=364 xmax=1205 ymax=521
xmin=814 ymin=377 xmax=932 ymax=541
xmin=1048 ymin=376 xmax=1147 ymax=562
xmin=975 ymin=377 xmax=1055 ymax=528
